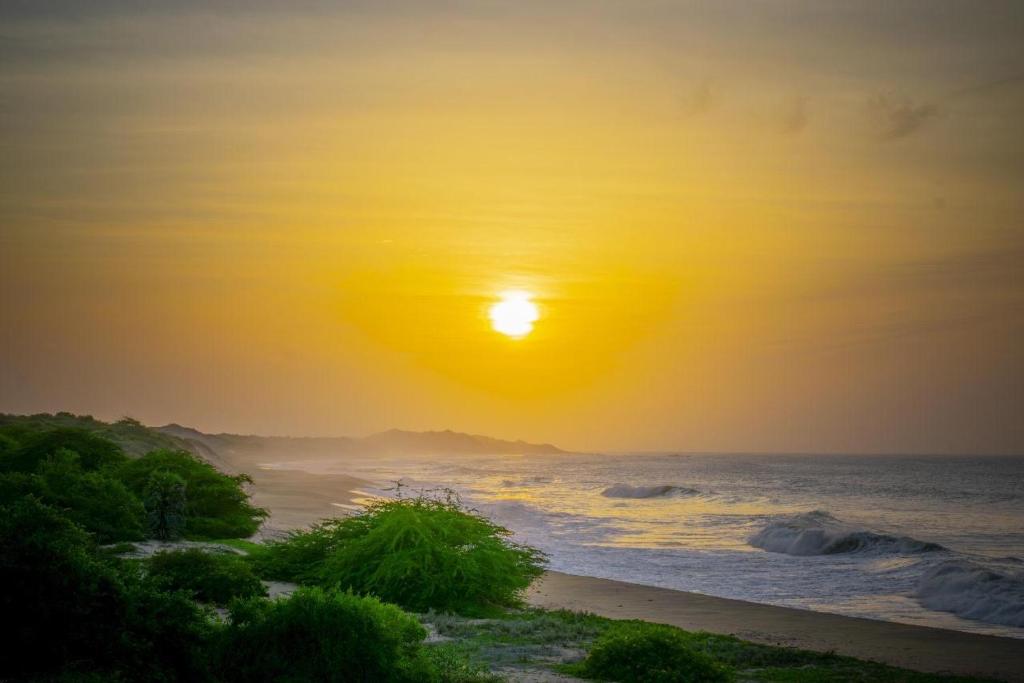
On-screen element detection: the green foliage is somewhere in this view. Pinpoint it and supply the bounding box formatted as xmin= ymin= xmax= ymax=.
xmin=0 ymin=497 xmax=214 ymax=682
xmin=0 ymin=470 xmax=38 ymax=505
xmin=215 ymin=587 xmax=432 ymax=683
xmin=37 ymin=449 xmax=146 ymax=542
xmin=258 ymin=493 xmax=546 ymax=614
xmin=0 ymin=412 xmax=187 ymax=457
xmin=418 ymin=644 xmax=504 ymax=683
xmin=0 ymin=452 xmax=145 ymax=543
xmin=1 ymin=427 xmax=127 ymax=474
xmin=148 ymin=548 xmax=267 ymax=605
xmin=568 ymin=622 xmax=732 ymax=683
xmin=144 ymin=470 xmax=188 ymax=540
xmin=119 ymin=449 xmax=267 ymax=539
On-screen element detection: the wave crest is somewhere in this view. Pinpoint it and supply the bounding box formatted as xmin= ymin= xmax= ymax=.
xmin=601 ymin=484 xmax=701 ymax=499
xmin=749 ymin=511 xmax=945 ymax=556
xmin=916 ymin=560 xmax=1024 ymax=627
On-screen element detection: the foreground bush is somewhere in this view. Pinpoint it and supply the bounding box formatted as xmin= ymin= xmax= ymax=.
xmin=573 ymin=623 xmax=732 ymax=683
xmin=216 ymin=587 xmax=432 ymax=683
xmin=118 ymin=449 xmax=267 ymax=539
xmin=258 ymin=494 xmax=545 ymax=614
xmin=148 ymin=548 xmax=267 ymax=606
xmin=0 ymin=497 xmax=214 ymax=682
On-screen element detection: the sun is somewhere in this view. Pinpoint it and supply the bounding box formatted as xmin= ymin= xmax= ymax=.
xmin=489 ymin=291 xmax=539 ymax=338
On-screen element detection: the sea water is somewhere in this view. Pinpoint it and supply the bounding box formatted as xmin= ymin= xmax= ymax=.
xmin=270 ymin=452 xmax=1024 ymax=638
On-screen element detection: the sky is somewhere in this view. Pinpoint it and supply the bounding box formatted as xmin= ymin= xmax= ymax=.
xmin=1 ymin=1 xmax=1022 ymax=454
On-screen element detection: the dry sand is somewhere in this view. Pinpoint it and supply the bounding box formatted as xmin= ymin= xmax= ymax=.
xmin=244 ymin=466 xmax=369 ymax=539
xmin=222 ymin=454 xmax=1024 ymax=682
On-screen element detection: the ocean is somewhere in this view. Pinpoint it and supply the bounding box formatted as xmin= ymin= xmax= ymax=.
xmin=269 ymin=452 xmax=1024 ymax=638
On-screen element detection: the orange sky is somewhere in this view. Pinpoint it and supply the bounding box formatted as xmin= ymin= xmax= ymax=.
xmin=2 ymin=2 xmax=1022 ymax=453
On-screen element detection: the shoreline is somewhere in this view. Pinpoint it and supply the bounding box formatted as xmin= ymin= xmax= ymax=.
xmin=218 ymin=456 xmax=1024 ymax=680
xmin=528 ymin=571 xmax=1024 ymax=681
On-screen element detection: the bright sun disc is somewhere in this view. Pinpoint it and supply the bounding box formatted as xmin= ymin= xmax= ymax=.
xmin=489 ymin=291 xmax=539 ymax=338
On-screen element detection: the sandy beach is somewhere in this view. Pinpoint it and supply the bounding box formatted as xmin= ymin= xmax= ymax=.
xmin=244 ymin=466 xmax=370 ymax=538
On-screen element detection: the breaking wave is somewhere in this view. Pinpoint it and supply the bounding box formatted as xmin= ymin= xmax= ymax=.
xmin=916 ymin=559 xmax=1024 ymax=627
xmin=749 ymin=511 xmax=945 ymax=556
xmin=601 ymin=484 xmax=702 ymax=499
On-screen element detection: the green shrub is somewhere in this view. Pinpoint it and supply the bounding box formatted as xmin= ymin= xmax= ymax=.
xmin=0 ymin=413 xmax=187 ymax=458
xmin=0 ymin=470 xmax=38 ymax=505
xmin=118 ymin=449 xmax=267 ymax=539
xmin=144 ymin=470 xmax=188 ymax=539
xmin=0 ymin=497 xmax=214 ymax=682
xmin=573 ymin=623 xmax=732 ymax=683
xmin=37 ymin=450 xmax=146 ymax=543
xmin=0 ymin=453 xmax=145 ymax=544
xmin=419 ymin=643 xmax=503 ymax=683
xmin=258 ymin=494 xmax=545 ymax=614
xmin=148 ymin=548 xmax=267 ymax=605
xmin=215 ymin=587 xmax=431 ymax=683
xmin=1 ymin=428 xmax=127 ymax=474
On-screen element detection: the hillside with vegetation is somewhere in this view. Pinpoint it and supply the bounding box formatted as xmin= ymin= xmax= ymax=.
xmin=0 ymin=412 xmax=189 ymax=456
xmin=159 ymin=423 xmax=569 ymax=460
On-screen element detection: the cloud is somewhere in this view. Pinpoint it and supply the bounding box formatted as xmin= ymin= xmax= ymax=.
xmin=867 ymin=94 xmax=938 ymax=140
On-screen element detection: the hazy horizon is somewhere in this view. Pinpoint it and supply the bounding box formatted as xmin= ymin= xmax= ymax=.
xmin=3 ymin=1 xmax=1023 ymax=455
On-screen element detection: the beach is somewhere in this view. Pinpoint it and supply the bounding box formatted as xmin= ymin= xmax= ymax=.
xmin=528 ymin=571 xmax=1024 ymax=682
xmin=223 ymin=452 xmax=1024 ymax=682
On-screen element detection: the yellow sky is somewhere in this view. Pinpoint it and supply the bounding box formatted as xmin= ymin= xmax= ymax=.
xmin=2 ymin=2 xmax=1022 ymax=453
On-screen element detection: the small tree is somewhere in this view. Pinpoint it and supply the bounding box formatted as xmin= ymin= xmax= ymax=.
xmin=119 ymin=449 xmax=267 ymax=538
xmin=145 ymin=470 xmax=187 ymax=540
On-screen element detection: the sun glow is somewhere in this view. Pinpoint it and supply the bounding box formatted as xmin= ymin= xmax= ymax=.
xmin=489 ymin=291 xmax=539 ymax=338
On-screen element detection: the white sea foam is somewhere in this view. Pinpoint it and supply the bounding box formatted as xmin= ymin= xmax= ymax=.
xmin=916 ymin=560 xmax=1024 ymax=627
xmin=749 ymin=511 xmax=945 ymax=556
xmin=601 ymin=484 xmax=702 ymax=499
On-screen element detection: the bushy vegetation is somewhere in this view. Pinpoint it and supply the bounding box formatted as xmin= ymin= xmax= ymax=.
xmin=258 ymin=493 xmax=546 ymax=614
xmin=0 ymin=412 xmax=186 ymax=456
xmin=0 ymin=423 xmax=264 ymax=543
xmin=0 ymin=441 xmax=145 ymax=543
xmin=148 ymin=548 xmax=267 ymax=606
xmin=144 ymin=469 xmax=188 ymax=539
xmin=571 ymin=622 xmax=732 ymax=683
xmin=37 ymin=449 xmax=147 ymax=542
xmin=215 ymin=587 xmax=434 ymax=683
xmin=1 ymin=427 xmax=128 ymax=473
xmin=0 ymin=497 xmax=214 ymax=682
xmin=0 ymin=417 xmax=497 ymax=682
xmin=119 ymin=449 xmax=267 ymax=539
